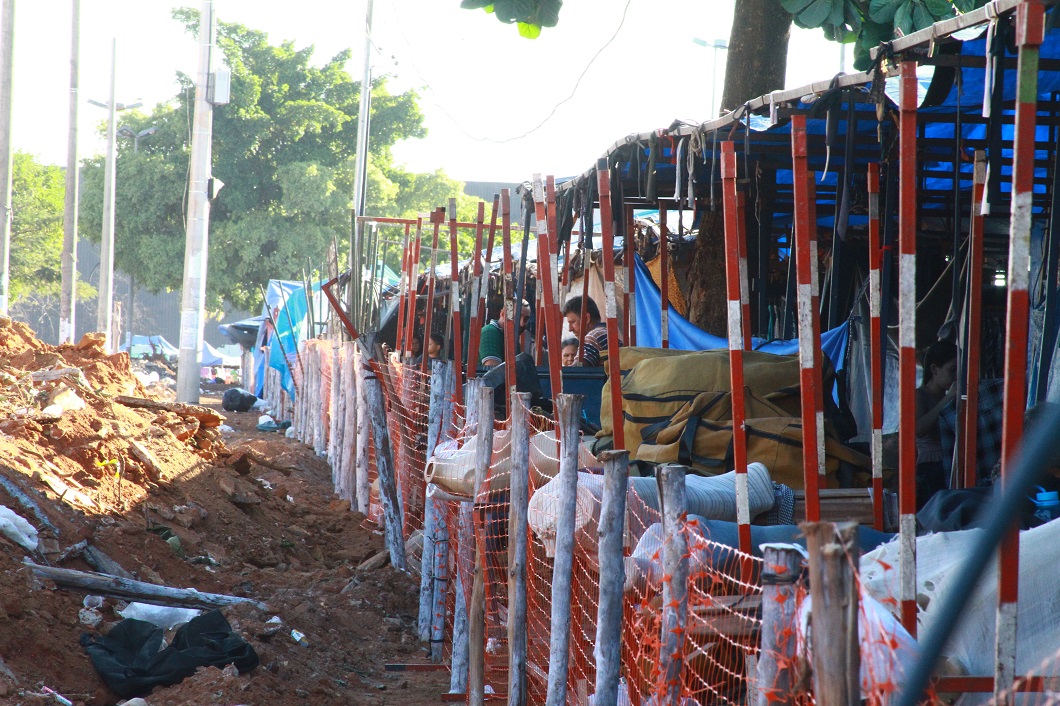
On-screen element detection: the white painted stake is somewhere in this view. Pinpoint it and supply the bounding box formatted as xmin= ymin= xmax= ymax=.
xmin=594 ymin=449 xmax=630 ymax=706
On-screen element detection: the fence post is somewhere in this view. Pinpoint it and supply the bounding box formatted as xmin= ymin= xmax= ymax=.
xmin=803 ymin=521 xmax=860 ymax=706
xmin=756 ymin=545 xmax=803 ymax=706
xmin=657 ymin=463 xmax=689 ymax=706
xmin=418 ymin=360 xmax=449 ymax=640
xmin=594 ymin=449 xmax=629 ymax=706
xmin=508 ymin=392 xmax=532 ymax=706
xmin=469 ymin=383 xmax=494 ymax=706
xmin=430 ymin=492 xmax=450 ymax=663
xmin=450 ymin=500 xmax=472 ymax=694
xmin=354 ymin=346 xmax=370 ymax=514
xmin=545 ymin=393 xmax=584 ymax=706
xmin=362 ymin=353 xmax=407 ymax=571
xmin=341 ymin=342 xmax=357 ymax=504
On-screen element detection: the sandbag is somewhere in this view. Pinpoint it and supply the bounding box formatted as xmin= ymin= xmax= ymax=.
xmin=637 ymin=406 xmax=869 ymax=489
xmin=528 ymin=463 xmax=776 ymax=560
xmin=600 ymin=348 xmax=802 ymax=457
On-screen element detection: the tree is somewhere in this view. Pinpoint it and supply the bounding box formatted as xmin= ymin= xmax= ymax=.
xmin=79 ymin=10 xmax=481 ymax=312
xmin=8 ymin=152 xmax=71 ymax=302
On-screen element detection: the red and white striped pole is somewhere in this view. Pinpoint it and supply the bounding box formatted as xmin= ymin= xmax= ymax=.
xmin=404 ymin=215 xmax=424 ymax=357
xmin=465 ymin=201 xmax=488 ymax=377
xmin=396 ymin=222 xmax=411 ymax=355
xmin=790 ymin=115 xmax=824 ymax=523
xmin=659 ymin=206 xmax=669 ymax=348
xmin=897 ymin=59 xmax=919 ymax=635
xmin=546 ymin=177 xmax=566 ymax=358
xmin=867 ymin=163 xmax=885 ymax=531
xmin=996 ymin=2 xmax=1043 ymax=700
xmin=722 ymin=142 xmax=753 ymax=566
xmin=532 ymin=175 xmax=563 ymax=401
xmin=596 ymin=160 xmax=626 ymax=451
xmin=448 ymin=198 xmax=464 ymax=404
xmin=962 ymin=153 xmax=986 ymax=490
xmin=421 ymin=208 xmax=443 ymax=375
xmin=501 ymin=189 xmax=518 ymax=412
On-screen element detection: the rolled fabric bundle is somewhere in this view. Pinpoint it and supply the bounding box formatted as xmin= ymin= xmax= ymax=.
xmin=423 ymin=429 xmax=513 ymax=498
xmin=528 ymin=463 xmax=776 ymax=560
xmin=527 ymin=430 xmax=599 ymax=488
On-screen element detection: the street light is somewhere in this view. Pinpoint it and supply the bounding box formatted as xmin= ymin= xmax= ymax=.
xmin=117 ymin=125 xmax=156 ymax=153
xmin=692 ymin=37 xmax=729 ymax=119
xmin=87 ymin=37 xmax=142 ymax=353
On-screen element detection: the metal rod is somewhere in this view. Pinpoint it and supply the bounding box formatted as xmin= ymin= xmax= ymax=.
xmin=501 ymin=189 xmax=518 ymax=414
xmin=448 ymin=198 xmax=465 ymax=404
xmin=404 ymin=215 xmax=424 ymax=356
xmin=963 ymin=153 xmax=987 ymax=490
xmin=396 ymin=222 xmax=411 ymax=352
xmin=625 ymin=204 xmax=636 ymax=345
xmin=659 ymin=206 xmax=670 ymax=348
xmin=465 ymin=201 xmax=487 ymax=375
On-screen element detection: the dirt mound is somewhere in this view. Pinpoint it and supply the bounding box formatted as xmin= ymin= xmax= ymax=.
xmin=0 ymin=322 xmax=447 ymax=705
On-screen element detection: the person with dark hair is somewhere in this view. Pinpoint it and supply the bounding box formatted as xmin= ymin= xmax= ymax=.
xmin=562 ymin=295 xmax=617 ymax=367
xmin=915 ymin=340 xmax=959 ymax=508
xmin=478 ymin=300 xmax=529 ymax=368
xmin=427 ymin=332 xmax=445 ymax=361
xmin=410 ymin=334 xmax=424 ymax=366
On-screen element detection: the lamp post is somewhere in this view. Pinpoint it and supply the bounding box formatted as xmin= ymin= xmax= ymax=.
xmin=87 ymin=39 xmax=141 ymax=353
xmin=117 ymin=125 xmax=156 ymax=153
xmin=115 ymin=125 xmax=154 ymax=349
xmin=692 ymin=37 xmax=729 ymax=119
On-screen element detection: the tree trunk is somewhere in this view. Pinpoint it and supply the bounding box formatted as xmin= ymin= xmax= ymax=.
xmin=721 ymin=0 xmax=793 ymax=112
xmin=685 ymin=210 xmax=727 ymax=335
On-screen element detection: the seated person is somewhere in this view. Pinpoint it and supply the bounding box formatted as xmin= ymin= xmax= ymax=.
xmin=562 ymin=295 xmax=618 ymax=367
xmin=561 ymin=336 xmax=579 ymax=367
xmin=478 ymin=300 xmax=529 ymax=368
xmin=426 ymin=332 xmax=445 ymax=362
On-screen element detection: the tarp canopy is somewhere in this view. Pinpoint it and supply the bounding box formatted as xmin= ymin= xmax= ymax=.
xmin=119 ymin=335 xmax=178 ymax=360
xmin=202 ymin=342 xmax=240 ymax=368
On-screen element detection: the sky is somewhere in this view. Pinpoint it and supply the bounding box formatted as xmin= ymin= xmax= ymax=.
xmin=7 ymin=0 xmax=853 ymax=183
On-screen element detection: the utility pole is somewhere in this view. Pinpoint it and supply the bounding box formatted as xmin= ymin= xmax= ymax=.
xmin=96 ymin=39 xmax=117 ymax=351
xmin=348 ymin=0 xmax=374 ymax=322
xmin=175 ymin=0 xmax=216 ymax=403
xmin=60 ymin=0 xmax=80 ymax=343
xmin=0 ymin=0 xmax=15 ymax=315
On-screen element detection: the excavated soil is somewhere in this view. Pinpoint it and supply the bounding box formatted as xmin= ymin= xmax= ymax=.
xmin=0 ymin=320 xmax=449 ymax=705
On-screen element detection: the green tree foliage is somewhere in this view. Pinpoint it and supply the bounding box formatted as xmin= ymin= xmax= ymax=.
xmin=781 ymin=0 xmax=986 ymax=69
xmin=8 ymin=152 xmax=68 ymax=302
xmin=460 ymin=0 xmax=563 ymax=39
xmin=79 ymin=10 xmax=480 ymax=311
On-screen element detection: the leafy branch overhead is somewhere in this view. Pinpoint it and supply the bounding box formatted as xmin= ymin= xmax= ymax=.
xmin=459 ymin=0 xmax=562 ymax=39
xmin=780 ymin=0 xmax=987 ymax=69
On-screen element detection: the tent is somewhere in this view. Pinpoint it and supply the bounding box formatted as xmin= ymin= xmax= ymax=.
xmin=202 ymin=342 xmax=240 ymax=368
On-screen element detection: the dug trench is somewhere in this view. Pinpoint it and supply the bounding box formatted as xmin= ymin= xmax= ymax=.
xmin=0 ymin=319 xmax=447 ymax=705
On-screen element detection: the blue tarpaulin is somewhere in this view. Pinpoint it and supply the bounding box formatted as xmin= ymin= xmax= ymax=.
xmin=632 ymin=253 xmax=848 ymax=373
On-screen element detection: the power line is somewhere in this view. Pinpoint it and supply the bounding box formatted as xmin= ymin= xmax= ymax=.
xmin=382 ymin=0 xmax=635 ymax=145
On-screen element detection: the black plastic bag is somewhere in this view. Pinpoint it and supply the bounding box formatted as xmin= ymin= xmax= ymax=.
xmin=81 ymin=609 xmax=258 ymax=698
xmin=222 ymin=387 xmax=257 ymax=413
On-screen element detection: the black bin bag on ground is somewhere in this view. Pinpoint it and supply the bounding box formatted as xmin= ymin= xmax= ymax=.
xmin=81 ymin=609 xmax=259 ymax=698
xmin=222 ymin=387 xmax=258 ymax=413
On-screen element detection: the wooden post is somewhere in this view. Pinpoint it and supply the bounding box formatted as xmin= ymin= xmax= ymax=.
xmin=430 ymin=493 xmax=450 ymax=663
xmin=355 ymin=346 xmax=371 ymax=514
xmin=448 ymin=198 xmax=465 ymax=402
xmin=466 ymin=201 xmax=489 ymax=377
xmin=450 ymin=501 xmax=472 ymax=694
xmin=501 ymin=189 xmax=518 ymax=412
xmin=508 ymin=392 xmax=532 ymax=706
xmin=404 ymin=215 xmax=424 ymax=356
xmin=594 ymin=449 xmax=630 ymax=706
xmin=532 ymin=176 xmax=564 ymax=401
xmin=469 ymin=382 xmax=493 ymax=706
xmin=802 ymin=522 xmax=860 ymax=706
xmin=657 ymin=463 xmax=689 ymax=706
xmin=755 ymin=545 xmax=803 ymax=706
xmin=421 ymin=208 xmax=442 ymax=374
xmin=341 ymin=342 xmax=357 ymax=505
xmin=545 ymin=393 xmax=584 ymax=706
xmin=419 ymin=359 xmax=449 ymax=641
xmin=363 ymin=354 xmax=407 ymax=571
